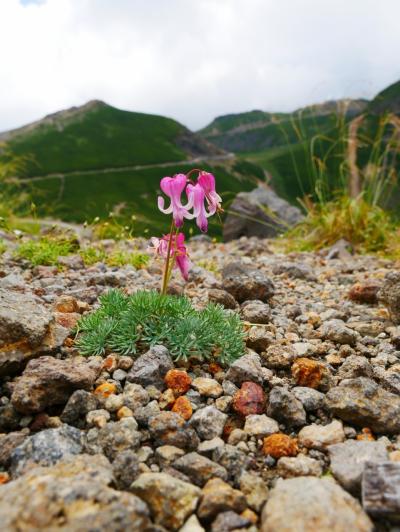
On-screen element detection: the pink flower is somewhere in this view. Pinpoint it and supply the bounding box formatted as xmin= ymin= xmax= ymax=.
xmin=197 ymin=172 xmax=222 ymax=215
xmin=174 ymin=233 xmax=191 ymax=281
xmin=148 ymin=237 xmax=168 ymax=257
xmin=186 ymin=182 xmax=211 ymax=232
xmin=157 ymin=174 xmax=193 ymax=228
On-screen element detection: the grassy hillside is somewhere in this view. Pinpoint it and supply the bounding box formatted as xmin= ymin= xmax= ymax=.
xmin=2 ymin=101 xmax=222 ymax=176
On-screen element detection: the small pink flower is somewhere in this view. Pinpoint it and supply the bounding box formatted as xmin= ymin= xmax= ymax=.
xmin=186 ymin=182 xmax=211 ymax=233
xmin=148 ymin=237 xmax=168 ymax=257
xmin=175 ymin=233 xmax=191 ymax=281
xmin=157 ymin=174 xmax=193 ymax=228
xmin=197 ymin=171 xmax=222 ymax=215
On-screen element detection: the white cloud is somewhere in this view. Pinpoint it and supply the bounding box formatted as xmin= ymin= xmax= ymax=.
xmin=0 ymin=0 xmax=399 ymax=131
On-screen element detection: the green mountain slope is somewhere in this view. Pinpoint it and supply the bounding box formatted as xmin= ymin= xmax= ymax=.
xmin=1 ymin=100 xmax=223 ymax=176
xmin=1 ymin=101 xmax=260 ymax=236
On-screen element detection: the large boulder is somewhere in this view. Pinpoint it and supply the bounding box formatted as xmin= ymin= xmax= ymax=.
xmin=223 ymin=186 xmax=303 ymax=241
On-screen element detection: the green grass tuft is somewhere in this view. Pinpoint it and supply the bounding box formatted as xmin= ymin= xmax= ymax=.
xmin=75 ymin=289 xmax=245 ymax=365
xmin=14 ymin=236 xmax=78 ymax=266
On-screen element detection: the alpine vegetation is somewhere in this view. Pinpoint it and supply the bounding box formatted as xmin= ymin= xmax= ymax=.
xmin=75 ymin=289 xmax=245 ymax=365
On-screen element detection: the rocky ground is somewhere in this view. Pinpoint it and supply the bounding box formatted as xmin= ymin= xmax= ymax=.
xmin=0 ymin=234 xmax=400 ymax=531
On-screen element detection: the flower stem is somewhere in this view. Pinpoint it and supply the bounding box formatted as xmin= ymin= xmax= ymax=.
xmin=161 ymin=220 xmax=175 ymax=295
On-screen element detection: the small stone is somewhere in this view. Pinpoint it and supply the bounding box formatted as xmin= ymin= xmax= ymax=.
xmin=262 ymin=434 xmax=298 ymax=458
xmin=233 ymin=381 xmax=265 ymax=416
xmin=86 ymin=409 xmax=110 ymax=428
xmin=0 ymin=430 xmax=29 ymax=468
xmin=244 ymin=414 xmax=279 ymax=437
xmin=319 ymin=319 xmax=358 ymax=345
xmin=348 ymin=282 xmax=380 ymax=304
xmin=112 ymin=449 xmax=140 ymax=490
xmin=267 ymin=387 xmax=306 ymax=427
xmin=192 ymin=377 xmax=223 ymax=398
xmin=0 ymin=472 xmax=10 ymax=484
xmin=362 ymin=461 xmax=400 ymax=519
xmin=222 ymin=262 xmax=275 ymax=303
xmin=91 ymin=417 xmax=142 ymax=460
xmin=198 ymin=437 xmax=225 ymax=456
xmin=127 ymin=345 xmax=173 ymax=389
xmin=227 ymin=428 xmax=247 ymax=445
xmin=262 ymin=344 xmax=296 ymax=369
xmin=134 ymin=400 xmax=160 ymax=427
xmin=291 ymin=357 xmax=332 ymax=391
xmin=328 ymin=440 xmax=388 ymax=494
xmin=241 ymin=300 xmax=271 ymax=323
xmin=158 ymin=388 xmax=175 ymax=409
xmin=240 ymin=471 xmax=269 ymax=512
xmin=101 ymin=355 xmax=118 ymax=373
xmin=117 ymin=406 xmax=134 ymax=419
xmin=190 ymin=406 xmax=227 ymax=440
xmin=210 ymin=511 xmax=252 ymax=532
xmin=10 ymin=425 xmax=84 ymax=476
xmin=60 ymin=390 xmax=98 ymax=426
xmin=131 ymin=472 xmax=201 ymax=530
xmin=298 ymin=420 xmax=345 ymax=450
xmin=94 ymin=382 xmax=117 ymax=398
xmin=337 ymin=355 xmax=373 ymax=380
xmin=149 ymin=411 xmax=199 ymax=450
xmin=118 ymin=356 xmax=134 ymax=370
xmin=112 ymin=369 xmax=127 ymax=381
xmin=164 ymin=369 xmax=192 ymax=395
xmin=11 ymin=356 xmax=98 ymax=414
xmin=197 ymin=477 xmax=247 ymax=521
xmin=155 ymin=445 xmax=185 ymax=466
xmin=122 ymin=382 xmax=149 ymax=410
xmin=325 ymin=377 xmax=400 ymax=434
xmin=215 ymin=395 xmax=232 ymax=412
xmin=212 ymin=444 xmax=251 ymax=482
xmin=208 ymin=288 xmax=238 ymax=309
xmin=171 ymin=396 xmax=193 ymax=420
xmin=261 ymin=477 xmax=372 ymax=532
xmin=292 ymin=387 xmax=325 ymax=411
xmin=180 ymin=514 xmax=205 ymax=532
xmin=55 ymin=295 xmax=79 ymax=313
xmin=105 ymin=393 xmax=124 ymax=412
xmin=173 ymin=452 xmax=228 ymax=486
xmin=273 ymin=261 xmax=316 ymax=281
xmin=226 ymin=351 xmax=264 ymax=385
xmin=378 ymin=271 xmax=400 ymax=323
xmin=246 ymin=326 xmax=273 ymax=352
xmin=277 ymin=455 xmax=323 ymax=478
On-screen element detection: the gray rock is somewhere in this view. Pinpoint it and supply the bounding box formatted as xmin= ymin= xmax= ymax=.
xmin=212 ymin=444 xmax=251 ymax=483
xmin=261 ymin=477 xmax=373 ymax=532
xmin=277 ymin=455 xmax=323 ymax=478
xmin=0 ymin=288 xmax=53 ymax=376
xmin=211 ymin=511 xmax=252 ymax=532
xmin=328 ymin=440 xmax=388 ymax=494
xmin=337 ymin=355 xmax=373 ymax=380
xmin=223 ymin=186 xmax=303 ymax=241
xmin=325 ymin=377 xmax=400 ymax=434
xmin=241 ymin=300 xmax=271 ymax=323
xmin=0 ymin=429 xmax=29 ymax=468
xmin=267 ymin=387 xmax=307 ymax=427
xmin=180 ymin=514 xmax=205 ymax=532
xmin=319 ymin=319 xmax=358 ymax=345
xmin=131 ymin=472 xmax=201 ymax=530
xmin=127 ymin=345 xmax=173 ymax=389
xmin=226 ymin=351 xmax=264 ymax=385
xmin=10 ymin=424 xmax=84 ymax=476
xmin=372 ymin=365 xmax=400 ymax=395
xmin=190 ymin=406 xmax=227 ymax=440
xmin=149 ymin=411 xmax=199 ymax=449
xmin=273 ymin=261 xmax=317 ymax=281
xmin=133 ymin=400 xmax=160 ymax=427
xmin=60 ymin=389 xmax=99 ymax=426
xmin=378 ymin=271 xmax=400 ymax=324
xmin=362 ymin=461 xmax=400 ymax=519
xmin=298 ymin=420 xmax=345 ymax=450
xmin=112 ymin=450 xmax=140 ymax=490
xmin=222 ymin=262 xmax=275 ymax=303
xmin=244 ymin=414 xmax=279 ymax=437
xmin=11 ymin=356 xmax=98 ymax=414
xmin=239 ymin=472 xmax=269 ymax=512
xmin=197 ymin=477 xmax=247 ymax=521
xmin=0 ymin=454 xmax=151 ymax=530
xmin=292 ymin=386 xmax=325 ymax=411
xmin=262 ymin=344 xmax=297 ymax=369
xmin=246 ymin=325 xmax=274 ymax=352
xmin=88 ymin=417 xmax=142 ymax=460
xmin=173 ymin=452 xmax=228 ymax=486
xmin=208 ymin=289 xmax=238 ymax=309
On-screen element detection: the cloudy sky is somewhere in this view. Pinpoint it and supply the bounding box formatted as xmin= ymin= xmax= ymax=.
xmin=1 ymin=0 xmax=400 ymax=132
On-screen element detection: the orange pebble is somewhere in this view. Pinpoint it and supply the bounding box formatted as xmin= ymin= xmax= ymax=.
xmin=263 ymin=433 xmax=298 ymax=458
xmin=164 ymin=369 xmax=192 ymax=395
xmin=172 ymin=396 xmax=193 ymax=420
xmin=356 ymin=427 xmax=375 ymax=441
xmin=0 ymin=472 xmax=10 ymax=484
xmin=117 ymin=406 xmax=134 ymax=419
xmin=94 ymin=382 xmax=117 ymax=398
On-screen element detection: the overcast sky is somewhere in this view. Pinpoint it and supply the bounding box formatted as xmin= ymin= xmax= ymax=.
xmin=1 ymin=0 xmax=400 ymax=132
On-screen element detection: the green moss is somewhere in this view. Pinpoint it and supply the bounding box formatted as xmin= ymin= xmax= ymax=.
xmin=14 ymin=236 xmax=78 ymax=266
xmin=76 ymin=289 xmax=245 ymax=365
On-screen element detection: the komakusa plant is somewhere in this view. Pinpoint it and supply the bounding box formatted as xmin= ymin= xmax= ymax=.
xmin=150 ymin=169 xmax=222 ymax=293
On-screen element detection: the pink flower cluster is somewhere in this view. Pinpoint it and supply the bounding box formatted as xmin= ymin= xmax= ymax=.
xmin=150 ymin=170 xmax=222 ymax=287
xmin=158 ymin=171 xmax=222 ymax=232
